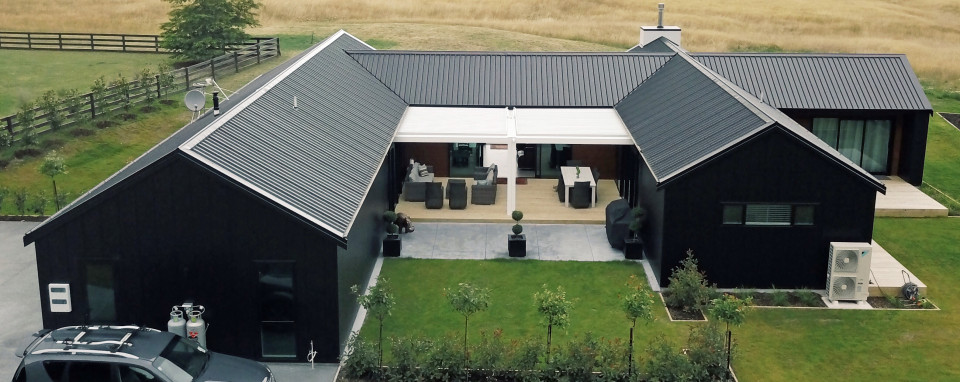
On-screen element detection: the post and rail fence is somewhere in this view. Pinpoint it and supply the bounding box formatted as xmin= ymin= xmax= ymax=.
xmin=2 ymin=38 xmax=279 ymax=142
xmin=0 ymin=31 xmax=275 ymax=54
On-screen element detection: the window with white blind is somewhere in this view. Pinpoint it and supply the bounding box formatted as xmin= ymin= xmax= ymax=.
xmin=722 ymin=204 xmax=815 ymax=226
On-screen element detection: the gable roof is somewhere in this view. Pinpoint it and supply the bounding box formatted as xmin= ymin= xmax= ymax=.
xmin=349 ymin=51 xmax=672 ymax=106
xmin=181 ymin=32 xmax=408 ymax=237
xmin=616 ymin=51 xmax=885 ymax=192
xmin=627 ymin=36 xmax=681 ymax=53
xmin=693 ymin=53 xmax=932 ymax=111
xmin=25 ymin=31 xmax=406 ymax=244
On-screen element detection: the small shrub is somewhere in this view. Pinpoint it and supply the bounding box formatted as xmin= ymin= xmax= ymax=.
xmin=686 ymin=324 xmax=729 ymax=380
xmin=388 ymin=337 xmax=430 ymax=382
xmin=91 ymin=76 xmax=108 ymax=118
xmin=0 ymin=159 xmax=8 ymax=169
xmin=916 ymin=296 xmax=935 ymax=309
xmin=342 ymin=333 xmax=378 ymax=379
xmin=31 ymin=190 xmax=49 ymax=215
xmin=595 ymin=337 xmax=630 ymax=382
xmin=69 ymin=128 xmax=95 ymax=137
xmin=113 ymin=74 xmax=132 ymax=110
xmin=507 ymin=338 xmax=542 ymax=382
xmin=37 ymin=90 xmax=64 ymax=131
xmin=795 ymin=289 xmax=822 ymax=307
xmin=16 ymin=102 xmax=37 ymax=145
xmin=14 ymin=147 xmax=43 ymax=159
xmin=58 ymin=88 xmax=85 ymax=121
xmin=512 ymin=210 xmax=524 ymax=235
xmin=665 ymin=249 xmax=714 ymax=312
xmin=137 ymin=67 xmax=156 ymax=103
xmin=424 ymin=336 xmax=468 ymax=381
xmin=157 ymin=62 xmax=175 ymax=98
xmin=14 ymin=188 xmax=28 ymax=216
xmin=0 ymin=128 xmax=13 ymax=148
xmin=473 ymin=329 xmax=507 ymax=378
xmin=645 ymin=336 xmax=695 ymax=382
xmin=556 ymin=332 xmax=600 ymax=381
xmin=770 ymin=290 xmax=789 ymax=307
xmin=886 ymin=295 xmax=905 ymax=309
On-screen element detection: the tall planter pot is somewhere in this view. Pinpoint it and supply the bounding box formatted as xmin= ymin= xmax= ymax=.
xmin=383 ymin=234 xmax=402 ymax=257
xmin=623 ymin=237 xmax=643 ymax=259
xmin=508 ymin=234 xmax=526 ymax=257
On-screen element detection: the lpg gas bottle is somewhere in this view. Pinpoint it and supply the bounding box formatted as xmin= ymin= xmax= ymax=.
xmin=167 ymin=306 xmax=186 ymax=338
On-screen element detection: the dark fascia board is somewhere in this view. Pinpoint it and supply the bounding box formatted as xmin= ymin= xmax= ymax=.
xmin=656 ymin=123 xmax=886 ymax=194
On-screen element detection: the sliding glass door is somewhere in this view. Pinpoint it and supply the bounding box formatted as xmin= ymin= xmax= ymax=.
xmin=813 ymin=118 xmax=891 ymax=174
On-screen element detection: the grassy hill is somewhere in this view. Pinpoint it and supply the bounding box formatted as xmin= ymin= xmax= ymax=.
xmin=3 ymin=0 xmax=959 ymax=87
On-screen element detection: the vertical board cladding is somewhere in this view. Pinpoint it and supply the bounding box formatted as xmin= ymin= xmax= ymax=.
xmin=635 ymin=153 xmax=666 ymax=284
xmin=337 ymin=160 xmax=391 ymax=350
xmin=33 ymin=154 xmax=342 ymax=362
xmin=659 ymin=127 xmax=877 ymax=288
xmin=899 ymin=111 xmax=930 ymax=186
xmin=571 ymin=145 xmax=618 ymax=179
xmin=401 ymin=142 xmax=450 ymax=177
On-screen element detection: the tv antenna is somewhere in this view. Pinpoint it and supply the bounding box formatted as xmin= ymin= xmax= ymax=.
xmin=191 ymin=78 xmax=231 ymax=101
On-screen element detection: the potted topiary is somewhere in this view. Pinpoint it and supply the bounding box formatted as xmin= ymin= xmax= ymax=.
xmin=382 ymin=210 xmax=402 ymax=257
xmin=624 ymin=206 xmax=646 ymax=259
xmin=508 ymin=210 xmax=526 ymax=257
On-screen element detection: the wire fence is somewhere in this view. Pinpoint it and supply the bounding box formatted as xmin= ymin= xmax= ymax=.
xmin=2 ymin=38 xmax=279 ymax=142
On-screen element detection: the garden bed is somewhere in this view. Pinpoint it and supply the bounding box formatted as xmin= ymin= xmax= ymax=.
xmin=726 ymin=290 xmax=826 ymax=308
xmin=867 ymin=296 xmax=938 ymax=310
xmin=659 ymin=292 xmax=707 ymax=321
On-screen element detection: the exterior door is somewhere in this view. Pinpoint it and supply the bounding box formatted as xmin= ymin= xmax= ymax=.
xmin=257 ymin=262 xmax=297 ymax=358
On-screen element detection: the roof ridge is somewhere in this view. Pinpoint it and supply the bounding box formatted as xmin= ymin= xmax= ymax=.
xmin=346 ymin=50 xmax=675 ymax=56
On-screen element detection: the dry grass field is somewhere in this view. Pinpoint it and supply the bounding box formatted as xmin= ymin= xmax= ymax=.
xmin=2 ymin=0 xmax=959 ymax=87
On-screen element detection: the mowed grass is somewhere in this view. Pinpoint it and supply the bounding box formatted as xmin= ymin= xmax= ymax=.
xmin=0 ymin=50 xmax=168 ymax=116
xmin=0 ymin=51 xmax=295 ymax=215
xmin=360 ymin=259 xmax=684 ymax=359
xmin=362 ymin=217 xmax=960 ymax=380
xmin=3 ymin=0 xmax=960 ymax=87
xmin=923 ymin=90 xmax=960 ymax=202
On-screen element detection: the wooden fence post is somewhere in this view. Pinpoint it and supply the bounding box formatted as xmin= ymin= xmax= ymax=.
xmin=27 ymin=32 xmax=32 ymax=49
xmin=89 ymin=34 xmax=94 ymax=50
xmin=4 ymin=116 xmax=13 ymax=135
xmin=210 ymin=58 xmax=216 ymax=80
xmin=58 ymin=33 xmax=63 ymax=50
xmin=155 ymin=74 xmax=162 ymax=99
xmin=256 ymin=43 xmax=261 ymax=64
xmin=154 ymin=36 xmax=159 ymax=52
xmin=89 ymin=93 xmax=96 ymax=119
xmin=122 ymin=35 xmax=126 ymax=52
xmin=276 ymin=38 xmax=281 ymax=56
xmin=234 ymin=51 xmax=239 ymax=73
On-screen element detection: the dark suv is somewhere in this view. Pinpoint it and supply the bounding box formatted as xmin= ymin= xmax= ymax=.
xmin=11 ymin=326 xmax=275 ymax=382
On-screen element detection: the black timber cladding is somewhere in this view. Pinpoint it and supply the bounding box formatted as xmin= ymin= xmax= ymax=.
xmin=615 ymin=55 xmax=770 ymax=181
xmin=188 ymin=34 xmax=408 ymax=235
xmin=693 ymin=54 xmax=932 ymax=111
xmin=349 ymin=51 xmax=672 ymax=106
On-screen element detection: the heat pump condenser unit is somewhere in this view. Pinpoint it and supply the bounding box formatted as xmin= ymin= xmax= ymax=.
xmin=826 ymin=242 xmax=872 ymax=301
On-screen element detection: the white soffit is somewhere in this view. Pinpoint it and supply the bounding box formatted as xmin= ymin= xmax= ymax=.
xmin=394 ymin=107 xmax=633 ymax=145
xmin=394 ymin=107 xmax=509 ymax=143
xmin=515 ymin=108 xmax=634 ymax=144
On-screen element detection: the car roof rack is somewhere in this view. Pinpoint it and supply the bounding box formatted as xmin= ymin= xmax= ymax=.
xmin=31 ymin=348 xmax=139 ymax=359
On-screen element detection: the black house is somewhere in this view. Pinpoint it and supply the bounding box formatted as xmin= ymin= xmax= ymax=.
xmin=23 ymin=30 xmax=931 ymax=361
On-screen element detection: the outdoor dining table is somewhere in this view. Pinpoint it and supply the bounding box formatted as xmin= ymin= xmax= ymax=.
xmin=559 ymin=166 xmax=596 ymax=208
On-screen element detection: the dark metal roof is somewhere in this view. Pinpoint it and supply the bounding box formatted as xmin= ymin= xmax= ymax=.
xmin=616 ymin=55 xmax=771 ymax=181
xmin=693 ymin=53 xmax=932 ymax=111
xmin=23 ymin=43 xmax=304 ymax=245
xmin=185 ymin=32 xmax=408 ymax=236
xmin=349 ymin=51 xmax=673 ymax=106
xmin=627 ymin=37 xmax=679 ymax=53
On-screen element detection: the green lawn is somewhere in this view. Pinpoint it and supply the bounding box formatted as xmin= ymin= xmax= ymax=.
xmin=0 ymin=50 xmax=168 ymax=116
xmin=363 ymin=217 xmax=960 ymax=381
xmin=922 ymin=89 xmax=960 ymax=209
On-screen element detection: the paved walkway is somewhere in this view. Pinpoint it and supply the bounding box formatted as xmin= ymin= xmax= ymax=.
xmin=395 ymin=222 xmax=626 ymax=261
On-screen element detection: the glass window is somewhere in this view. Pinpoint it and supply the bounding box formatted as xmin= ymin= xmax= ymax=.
xmin=259 ymin=262 xmax=296 ymax=358
xmin=43 ymin=361 xmax=67 ymax=381
xmin=67 ymin=362 xmax=112 ymax=382
xmin=745 ymin=204 xmax=792 ymax=226
xmin=156 ymin=337 xmax=208 ymax=380
xmin=722 ymin=204 xmax=743 ymax=224
xmin=119 ymin=365 xmax=159 ymax=382
xmin=812 ymin=118 xmax=839 ymax=147
xmin=794 ymin=205 xmax=815 ymax=225
xmin=85 ymin=262 xmax=116 ymax=323
xmin=862 ymin=120 xmax=892 ymax=173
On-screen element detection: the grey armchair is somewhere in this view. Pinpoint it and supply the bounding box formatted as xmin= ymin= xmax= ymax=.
xmin=403 ymin=163 xmax=435 ymax=202
xmin=471 ymin=164 xmax=499 ymax=205
xmin=570 ymin=181 xmax=592 ymax=209
xmin=448 ymin=182 xmax=467 ymax=209
xmin=425 ymin=182 xmax=444 ymax=209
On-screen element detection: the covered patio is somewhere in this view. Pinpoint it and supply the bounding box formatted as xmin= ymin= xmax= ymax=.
xmin=394 ymin=106 xmax=635 ymax=219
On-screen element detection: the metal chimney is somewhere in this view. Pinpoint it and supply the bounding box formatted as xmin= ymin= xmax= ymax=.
xmin=657 ymin=3 xmax=665 ymax=28
xmin=212 ymin=92 xmax=220 ymax=115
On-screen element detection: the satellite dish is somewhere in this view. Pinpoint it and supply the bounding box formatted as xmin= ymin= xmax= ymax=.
xmin=184 ymin=90 xmax=206 ymax=112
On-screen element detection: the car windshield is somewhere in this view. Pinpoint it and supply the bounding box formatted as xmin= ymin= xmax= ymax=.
xmin=153 ymin=337 xmax=208 ymax=382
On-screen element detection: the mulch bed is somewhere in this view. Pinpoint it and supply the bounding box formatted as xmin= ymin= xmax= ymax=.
xmin=139 ymin=105 xmax=160 ymax=113
xmin=940 ymin=112 xmax=960 ymax=131
xmin=159 ymin=99 xmax=176 ymax=106
xmin=95 ymin=120 xmax=117 ymax=129
xmin=666 ymin=305 xmax=706 ymax=321
xmin=727 ymin=291 xmax=827 ymax=308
